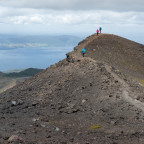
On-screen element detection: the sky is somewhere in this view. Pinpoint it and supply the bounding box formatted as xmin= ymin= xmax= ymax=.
xmin=0 ymin=0 xmax=144 ymax=43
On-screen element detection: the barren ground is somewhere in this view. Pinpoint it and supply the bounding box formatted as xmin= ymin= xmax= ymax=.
xmin=0 ymin=34 xmax=144 ymax=144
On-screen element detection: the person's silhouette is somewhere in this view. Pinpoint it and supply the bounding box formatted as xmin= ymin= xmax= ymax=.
xmin=99 ymin=27 xmax=102 ymax=33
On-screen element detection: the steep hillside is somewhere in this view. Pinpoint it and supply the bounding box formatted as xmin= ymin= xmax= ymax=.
xmin=68 ymin=34 xmax=144 ymax=80
xmin=0 ymin=34 xmax=144 ymax=144
xmin=0 ymin=68 xmax=43 ymax=94
xmin=0 ymin=77 xmax=28 ymax=94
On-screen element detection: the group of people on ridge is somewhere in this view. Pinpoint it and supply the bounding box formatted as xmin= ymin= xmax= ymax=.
xmin=97 ymin=27 xmax=102 ymax=35
xmin=81 ymin=27 xmax=102 ymax=57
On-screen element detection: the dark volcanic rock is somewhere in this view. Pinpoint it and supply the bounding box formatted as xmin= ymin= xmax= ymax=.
xmin=0 ymin=34 xmax=144 ymax=144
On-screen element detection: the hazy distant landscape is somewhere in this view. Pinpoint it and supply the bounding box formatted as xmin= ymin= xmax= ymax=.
xmin=0 ymin=34 xmax=82 ymax=49
xmin=0 ymin=34 xmax=82 ymax=71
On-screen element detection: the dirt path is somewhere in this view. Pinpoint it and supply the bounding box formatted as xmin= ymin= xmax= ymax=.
xmin=82 ymin=57 xmax=144 ymax=113
xmin=105 ymin=64 xmax=144 ymax=113
xmin=122 ymin=90 xmax=144 ymax=113
xmin=69 ymin=33 xmax=144 ymax=114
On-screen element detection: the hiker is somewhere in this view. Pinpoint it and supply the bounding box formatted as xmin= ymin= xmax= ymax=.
xmin=81 ymin=48 xmax=86 ymax=57
xmin=96 ymin=29 xmax=99 ymax=35
xmin=99 ymin=27 xmax=102 ymax=33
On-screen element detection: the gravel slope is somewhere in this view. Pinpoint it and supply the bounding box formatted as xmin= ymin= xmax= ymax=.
xmin=0 ymin=34 xmax=144 ymax=144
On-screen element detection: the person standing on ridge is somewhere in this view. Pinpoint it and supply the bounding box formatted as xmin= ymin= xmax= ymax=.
xmin=99 ymin=27 xmax=102 ymax=33
xmin=81 ymin=48 xmax=86 ymax=57
xmin=96 ymin=29 xmax=99 ymax=36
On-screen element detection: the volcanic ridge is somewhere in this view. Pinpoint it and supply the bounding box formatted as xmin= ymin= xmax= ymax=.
xmin=0 ymin=34 xmax=144 ymax=144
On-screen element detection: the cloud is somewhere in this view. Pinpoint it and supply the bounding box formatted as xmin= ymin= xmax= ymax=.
xmin=0 ymin=8 xmax=144 ymax=26
xmin=0 ymin=0 xmax=143 ymax=27
xmin=0 ymin=0 xmax=144 ymax=42
xmin=0 ymin=0 xmax=144 ymax=12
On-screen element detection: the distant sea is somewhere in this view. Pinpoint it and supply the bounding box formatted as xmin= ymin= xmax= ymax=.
xmin=0 ymin=46 xmax=74 ymax=72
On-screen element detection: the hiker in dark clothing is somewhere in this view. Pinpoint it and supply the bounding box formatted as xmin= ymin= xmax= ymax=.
xmin=81 ymin=48 xmax=86 ymax=57
xmin=99 ymin=27 xmax=102 ymax=33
